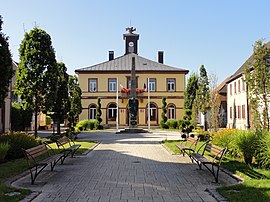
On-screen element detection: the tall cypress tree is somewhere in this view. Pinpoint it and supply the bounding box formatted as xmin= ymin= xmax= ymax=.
xmin=0 ymin=15 xmax=13 ymax=107
xmin=184 ymin=72 xmax=199 ymax=110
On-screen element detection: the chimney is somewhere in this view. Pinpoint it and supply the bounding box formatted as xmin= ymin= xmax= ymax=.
xmin=158 ymin=51 xmax=164 ymax=64
xmin=109 ymin=51 xmax=114 ymax=61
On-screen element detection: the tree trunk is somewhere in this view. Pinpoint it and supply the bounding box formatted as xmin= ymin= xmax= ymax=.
xmin=34 ymin=109 xmax=38 ymax=138
xmin=56 ymin=117 xmax=61 ymax=135
xmin=204 ymin=113 xmax=207 ymax=131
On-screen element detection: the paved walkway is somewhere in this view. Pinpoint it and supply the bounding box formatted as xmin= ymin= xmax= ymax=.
xmin=13 ymin=130 xmax=238 ymax=202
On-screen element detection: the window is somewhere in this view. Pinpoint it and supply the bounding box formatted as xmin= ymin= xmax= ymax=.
xmin=109 ymin=78 xmax=117 ymax=92
xmin=242 ymin=81 xmax=246 ymax=91
xmin=242 ymin=105 xmax=246 ymax=119
xmin=238 ymin=80 xmax=241 ymax=93
xmin=149 ymin=78 xmax=156 ymax=92
xmin=238 ymin=106 xmax=241 ymax=119
xmin=89 ymin=79 xmax=97 ymax=92
xmin=89 ymin=104 xmax=96 ymax=120
xmin=108 ymin=103 xmax=117 ymax=121
xmin=127 ymin=77 xmax=138 ymax=89
xmin=230 ymin=107 xmax=232 ymax=119
xmin=168 ymin=104 xmax=176 ymax=120
xmin=167 ymin=78 xmax=175 ymax=92
xmin=147 ymin=103 xmax=157 ymax=121
xmin=230 ymin=84 xmax=232 ymax=96
xmin=234 ymin=82 xmax=236 ymax=94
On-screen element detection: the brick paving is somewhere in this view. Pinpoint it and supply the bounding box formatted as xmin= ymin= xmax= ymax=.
xmin=13 ymin=131 xmax=238 ymax=202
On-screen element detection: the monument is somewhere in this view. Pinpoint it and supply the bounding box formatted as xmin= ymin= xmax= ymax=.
xmin=116 ymin=56 xmax=148 ymax=133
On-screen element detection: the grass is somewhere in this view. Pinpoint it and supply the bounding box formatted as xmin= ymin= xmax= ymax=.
xmin=0 ymin=140 xmax=97 ymax=202
xmin=163 ymin=140 xmax=270 ymax=202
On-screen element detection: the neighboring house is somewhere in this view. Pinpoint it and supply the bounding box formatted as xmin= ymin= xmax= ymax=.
xmin=75 ymin=28 xmax=189 ymax=128
xmin=0 ymin=61 xmax=19 ymax=133
xmin=226 ymin=42 xmax=270 ymax=129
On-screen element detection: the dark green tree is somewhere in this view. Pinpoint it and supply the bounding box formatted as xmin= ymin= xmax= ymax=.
xmin=179 ymin=109 xmax=194 ymax=135
xmin=184 ymin=72 xmax=199 ymax=110
xmin=197 ymin=65 xmax=210 ymax=131
xmin=46 ymin=62 xmax=70 ymax=135
xmin=68 ymin=75 xmax=82 ymax=128
xmin=244 ymin=39 xmax=270 ymax=131
xmin=160 ymin=97 xmax=168 ymax=128
xmin=11 ymin=102 xmax=32 ymax=131
xmin=15 ymin=27 xmax=57 ymax=137
xmin=95 ymin=97 xmax=103 ymax=129
xmin=0 ymin=16 xmax=13 ymax=106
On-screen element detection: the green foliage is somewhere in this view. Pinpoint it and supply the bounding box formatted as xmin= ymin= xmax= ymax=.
xmin=236 ymin=130 xmax=260 ymax=164
xmin=0 ymin=15 xmax=13 ymax=106
xmin=256 ymin=131 xmax=270 ymax=169
xmin=0 ymin=132 xmax=40 ymax=159
xmin=15 ymin=27 xmax=57 ymax=137
xmin=0 ymin=142 xmax=10 ymax=162
xmin=68 ymin=75 xmax=82 ymax=128
xmin=212 ymin=129 xmax=241 ymax=157
xmin=76 ymin=119 xmax=98 ymax=131
xmin=11 ymin=102 xmax=32 ymax=131
xmin=160 ymin=97 xmax=168 ymax=128
xmin=184 ymin=72 xmax=199 ymax=110
xmin=46 ymin=62 xmax=70 ymax=135
xmin=95 ymin=97 xmax=103 ymax=129
xmin=244 ymin=39 xmax=270 ymax=131
xmin=46 ymin=116 xmax=52 ymax=125
xmin=166 ymin=119 xmax=178 ymax=129
xmin=178 ymin=109 xmax=194 ymax=134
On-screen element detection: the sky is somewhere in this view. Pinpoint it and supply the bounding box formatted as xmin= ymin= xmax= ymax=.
xmin=1 ymin=0 xmax=270 ymax=84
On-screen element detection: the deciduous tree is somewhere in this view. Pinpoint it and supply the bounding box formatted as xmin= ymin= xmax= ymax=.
xmin=0 ymin=15 xmax=13 ymax=106
xmin=15 ymin=27 xmax=57 ymax=137
xmin=244 ymin=39 xmax=270 ymax=131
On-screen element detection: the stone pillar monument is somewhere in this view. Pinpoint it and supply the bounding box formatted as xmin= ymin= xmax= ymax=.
xmin=128 ymin=57 xmax=139 ymax=128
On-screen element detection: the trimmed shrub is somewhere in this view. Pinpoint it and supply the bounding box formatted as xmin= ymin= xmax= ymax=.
xmin=0 ymin=142 xmax=10 ymax=162
xmin=0 ymin=132 xmax=40 ymax=159
xmin=76 ymin=119 xmax=98 ymax=131
xmin=166 ymin=120 xmax=178 ymax=129
xmin=160 ymin=120 xmax=169 ymax=129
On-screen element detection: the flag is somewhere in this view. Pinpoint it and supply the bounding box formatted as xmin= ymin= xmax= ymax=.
xmin=120 ymin=83 xmax=128 ymax=93
xmin=143 ymin=83 xmax=147 ymax=92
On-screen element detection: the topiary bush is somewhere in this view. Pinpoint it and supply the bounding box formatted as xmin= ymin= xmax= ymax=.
xmin=75 ymin=119 xmax=98 ymax=131
xmin=166 ymin=120 xmax=178 ymax=129
xmin=0 ymin=132 xmax=41 ymax=160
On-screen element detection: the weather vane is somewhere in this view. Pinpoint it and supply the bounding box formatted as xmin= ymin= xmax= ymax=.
xmin=126 ymin=27 xmax=136 ymax=34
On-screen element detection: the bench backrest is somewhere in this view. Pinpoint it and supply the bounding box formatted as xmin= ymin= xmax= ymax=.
xmin=23 ymin=144 xmax=48 ymax=160
xmin=204 ymin=143 xmax=227 ymax=164
xmin=56 ymin=136 xmax=70 ymax=146
xmin=185 ymin=137 xmax=199 ymax=149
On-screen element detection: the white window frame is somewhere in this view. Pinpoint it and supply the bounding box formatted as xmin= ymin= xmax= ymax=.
xmin=168 ymin=79 xmax=175 ymax=92
xmin=89 ymin=79 xmax=97 ymax=92
xmin=149 ymin=79 xmax=156 ymax=92
xmin=108 ymin=104 xmax=117 ymax=121
xmin=109 ymin=78 xmax=117 ymax=92
xmin=168 ymin=106 xmax=175 ymax=120
xmin=89 ymin=106 xmax=96 ymax=120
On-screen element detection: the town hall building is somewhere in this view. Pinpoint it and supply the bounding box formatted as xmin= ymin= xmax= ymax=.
xmin=75 ymin=28 xmax=189 ymax=128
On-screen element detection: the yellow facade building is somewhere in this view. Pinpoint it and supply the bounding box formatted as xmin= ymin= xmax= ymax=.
xmin=75 ymin=28 xmax=188 ymax=128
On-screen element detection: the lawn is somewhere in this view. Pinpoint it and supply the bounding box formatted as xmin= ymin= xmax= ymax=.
xmin=0 ymin=140 xmax=97 ymax=202
xmin=163 ymin=140 xmax=270 ymax=202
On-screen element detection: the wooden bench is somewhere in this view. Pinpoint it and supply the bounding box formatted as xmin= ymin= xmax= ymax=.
xmin=189 ymin=143 xmax=227 ymax=182
xmin=176 ymin=137 xmax=199 ymax=156
xmin=22 ymin=144 xmax=63 ymax=184
xmin=56 ymin=136 xmax=81 ymax=162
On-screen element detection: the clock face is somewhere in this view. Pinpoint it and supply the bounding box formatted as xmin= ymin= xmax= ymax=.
xmin=129 ymin=41 xmax=134 ymax=47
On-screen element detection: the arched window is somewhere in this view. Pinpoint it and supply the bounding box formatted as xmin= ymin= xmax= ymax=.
xmin=89 ymin=104 xmax=97 ymax=120
xmin=108 ymin=103 xmax=117 ymax=121
xmin=168 ymin=104 xmax=176 ymax=120
xmin=146 ymin=103 xmax=157 ymax=121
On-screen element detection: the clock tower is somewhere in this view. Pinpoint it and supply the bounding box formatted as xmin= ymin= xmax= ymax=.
xmin=123 ymin=27 xmax=139 ymax=55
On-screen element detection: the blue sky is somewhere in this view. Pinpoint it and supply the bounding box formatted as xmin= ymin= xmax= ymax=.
xmin=1 ymin=0 xmax=270 ymax=83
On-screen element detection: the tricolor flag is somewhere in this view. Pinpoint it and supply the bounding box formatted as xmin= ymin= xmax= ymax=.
xmin=143 ymin=83 xmax=147 ymax=92
xmin=120 ymin=83 xmax=129 ymax=93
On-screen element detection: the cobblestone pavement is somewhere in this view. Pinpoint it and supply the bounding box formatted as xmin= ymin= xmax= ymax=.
xmin=13 ymin=130 xmax=238 ymax=202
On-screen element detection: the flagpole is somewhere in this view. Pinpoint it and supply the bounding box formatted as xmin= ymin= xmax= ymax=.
xmin=116 ymin=77 xmax=119 ymax=131
xmin=148 ymin=78 xmax=150 ymax=131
